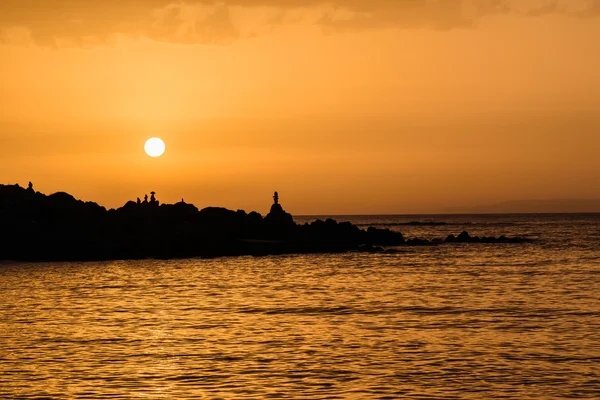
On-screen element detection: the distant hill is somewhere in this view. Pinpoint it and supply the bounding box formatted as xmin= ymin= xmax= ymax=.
xmin=445 ymin=199 xmax=600 ymax=214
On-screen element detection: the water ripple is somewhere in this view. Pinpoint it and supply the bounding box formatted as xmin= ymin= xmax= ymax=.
xmin=1 ymin=224 xmax=599 ymax=399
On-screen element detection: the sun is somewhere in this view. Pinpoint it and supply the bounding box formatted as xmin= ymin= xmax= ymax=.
xmin=145 ymin=137 xmax=166 ymax=157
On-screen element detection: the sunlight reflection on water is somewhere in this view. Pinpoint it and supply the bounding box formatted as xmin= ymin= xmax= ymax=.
xmin=1 ymin=215 xmax=600 ymax=398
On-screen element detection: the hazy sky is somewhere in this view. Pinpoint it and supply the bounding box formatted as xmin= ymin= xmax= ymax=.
xmin=1 ymin=0 xmax=599 ymax=214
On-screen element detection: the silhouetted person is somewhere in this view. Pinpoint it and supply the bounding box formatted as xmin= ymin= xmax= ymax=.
xmin=265 ymin=190 xmax=295 ymax=230
xmin=4 ymin=184 xmax=510 ymax=261
xmin=149 ymin=191 xmax=159 ymax=206
xmin=26 ymin=182 xmax=34 ymax=194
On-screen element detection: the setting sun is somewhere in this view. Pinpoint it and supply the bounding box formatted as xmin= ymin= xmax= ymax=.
xmin=144 ymin=137 xmax=166 ymax=157
xmin=1 ymin=2 xmax=600 ymax=399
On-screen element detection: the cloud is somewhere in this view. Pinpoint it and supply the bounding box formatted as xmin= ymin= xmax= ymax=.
xmin=318 ymin=1 xmax=474 ymax=33
xmin=0 ymin=0 xmax=598 ymax=47
xmin=0 ymin=1 xmax=240 ymax=46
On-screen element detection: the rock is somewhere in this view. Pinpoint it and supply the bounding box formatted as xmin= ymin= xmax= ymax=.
xmin=456 ymin=231 xmax=472 ymax=242
xmin=357 ymin=244 xmax=384 ymax=253
xmin=406 ymin=238 xmax=432 ymax=246
xmin=366 ymin=226 xmax=405 ymax=245
xmin=264 ymin=193 xmax=295 ymax=230
xmin=0 ymin=184 xmax=536 ymax=262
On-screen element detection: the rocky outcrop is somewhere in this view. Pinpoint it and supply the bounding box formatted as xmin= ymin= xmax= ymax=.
xmin=0 ymin=184 xmax=532 ymax=261
xmin=398 ymin=231 xmax=532 ymax=247
xmin=445 ymin=231 xmax=531 ymax=244
xmin=0 ymin=185 xmax=404 ymax=261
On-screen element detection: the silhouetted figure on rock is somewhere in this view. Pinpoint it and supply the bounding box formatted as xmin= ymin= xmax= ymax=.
xmin=137 ymin=197 xmax=141 ymax=205
xmin=0 ymin=184 xmax=529 ymax=261
xmin=265 ymin=191 xmax=295 ymax=232
xmin=25 ymin=182 xmax=35 ymax=198
xmin=150 ymin=191 xmax=159 ymax=206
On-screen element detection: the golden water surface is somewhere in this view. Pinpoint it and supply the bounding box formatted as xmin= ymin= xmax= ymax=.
xmin=2 ymin=214 xmax=600 ymax=398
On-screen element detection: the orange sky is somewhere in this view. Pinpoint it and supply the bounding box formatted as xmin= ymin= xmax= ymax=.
xmin=1 ymin=0 xmax=599 ymax=214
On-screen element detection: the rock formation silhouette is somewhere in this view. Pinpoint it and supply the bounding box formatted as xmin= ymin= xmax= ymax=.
xmin=264 ymin=191 xmax=295 ymax=230
xmin=0 ymin=183 xmax=531 ymax=261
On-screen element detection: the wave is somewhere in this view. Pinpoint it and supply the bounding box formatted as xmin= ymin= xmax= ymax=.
xmin=356 ymin=221 xmax=450 ymax=227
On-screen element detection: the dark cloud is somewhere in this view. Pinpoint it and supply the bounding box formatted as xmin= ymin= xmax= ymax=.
xmin=0 ymin=0 xmax=598 ymax=46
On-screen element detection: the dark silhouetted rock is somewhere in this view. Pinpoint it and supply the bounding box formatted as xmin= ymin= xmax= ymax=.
xmin=0 ymin=184 xmax=534 ymax=262
xmin=357 ymin=244 xmax=384 ymax=253
xmin=366 ymin=226 xmax=404 ymax=245
xmin=264 ymin=192 xmax=296 ymax=235
xmin=445 ymin=231 xmax=532 ymax=245
xmin=456 ymin=231 xmax=471 ymax=242
xmin=406 ymin=238 xmax=432 ymax=246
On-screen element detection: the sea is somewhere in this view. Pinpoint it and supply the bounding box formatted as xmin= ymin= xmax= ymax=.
xmin=1 ymin=214 xmax=599 ymax=399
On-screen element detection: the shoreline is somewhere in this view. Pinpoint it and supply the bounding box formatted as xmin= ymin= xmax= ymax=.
xmin=0 ymin=184 xmax=532 ymax=263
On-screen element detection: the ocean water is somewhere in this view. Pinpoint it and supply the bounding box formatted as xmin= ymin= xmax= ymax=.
xmin=1 ymin=214 xmax=599 ymax=399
